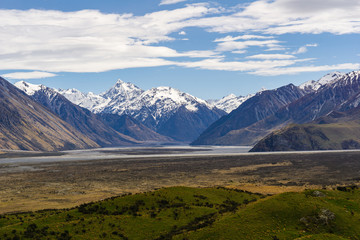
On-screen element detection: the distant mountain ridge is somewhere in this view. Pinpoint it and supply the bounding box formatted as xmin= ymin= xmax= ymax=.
xmin=299 ymin=72 xmax=345 ymax=93
xmin=0 ymin=77 xmax=98 ymax=151
xmin=195 ymin=70 xmax=360 ymax=147
xmin=209 ymin=93 xmax=255 ymax=114
xmin=58 ymin=88 xmax=110 ymax=113
xmin=192 ymin=84 xmax=306 ymax=145
xmin=247 ymin=71 xmax=360 ymax=132
xmin=15 ymin=81 xmax=171 ymax=144
xmin=251 ymin=105 xmax=360 ymax=152
xmin=9 ymin=70 xmax=360 ymax=150
xmin=15 ymin=81 xmax=139 ymax=146
xmin=59 ymin=79 xmax=226 ymax=141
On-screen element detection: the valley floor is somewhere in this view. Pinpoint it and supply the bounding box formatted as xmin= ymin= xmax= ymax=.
xmin=1 ymin=147 xmax=360 ymax=214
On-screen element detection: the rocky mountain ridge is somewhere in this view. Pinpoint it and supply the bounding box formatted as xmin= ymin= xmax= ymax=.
xmin=58 ymin=79 xmax=226 ymax=141
xmin=16 ymin=81 xmax=171 ymax=144
xmin=0 ymin=77 xmax=98 ymax=151
xmin=191 ymin=83 xmax=306 ymax=145
xmin=209 ymin=93 xmax=255 ymax=114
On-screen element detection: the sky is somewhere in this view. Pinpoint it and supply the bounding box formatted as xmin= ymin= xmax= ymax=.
xmin=0 ymin=0 xmax=359 ymax=99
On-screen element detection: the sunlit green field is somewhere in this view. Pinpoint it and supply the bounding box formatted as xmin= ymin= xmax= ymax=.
xmin=1 ymin=186 xmax=359 ymax=239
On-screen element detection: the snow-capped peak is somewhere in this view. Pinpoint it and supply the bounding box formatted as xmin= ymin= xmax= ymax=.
xmin=101 ymin=79 xmax=143 ymax=100
xmin=259 ymin=87 xmax=267 ymax=92
xmin=15 ymin=80 xmax=61 ymax=101
xmin=328 ymin=70 xmax=360 ymax=88
xmin=212 ymin=93 xmax=255 ymax=113
xmin=222 ymin=93 xmax=237 ymax=100
xmin=101 ymin=85 xmax=215 ymax=125
xmin=57 ymin=88 xmax=110 ymax=113
xmin=318 ymin=72 xmax=344 ymax=85
xmin=145 ymin=86 xmax=209 ymax=106
xmin=346 ymin=70 xmax=360 ymax=79
xmin=137 ymin=86 xmax=211 ymax=113
xmin=15 ymin=81 xmax=43 ymax=95
xmin=299 ymin=72 xmax=345 ymax=92
xmin=57 ymin=88 xmax=87 ymax=105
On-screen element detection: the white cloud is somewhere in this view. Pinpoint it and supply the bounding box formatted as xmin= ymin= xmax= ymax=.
xmin=265 ymin=47 xmax=287 ymax=51
xmin=214 ymin=35 xmax=274 ymax=42
xmin=174 ymin=57 xmax=360 ymax=76
xmin=293 ymin=46 xmax=308 ymax=54
xmin=232 ymin=50 xmax=247 ymax=54
xmin=1 ymin=71 xmax=57 ymax=79
xmin=0 ymin=5 xmax=216 ymax=73
xmin=216 ymin=39 xmax=283 ymax=52
xmin=189 ymin=0 xmax=360 ymax=35
xmin=160 ymin=0 xmax=187 ymax=6
xmin=0 ymin=1 xmax=358 ymax=78
xmin=292 ymin=43 xmax=318 ymax=54
xmin=251 ymin=63 xmax=360 ymax=76
xmin=306 ymin=43 xmax=318 ymax=47
xmin=179 ymin=50 xmax=222 ymax=58
xmin=176 ymin=58 xmax=310 ymax=72
xmin=246 ymin=54 xmax=296 ymax=60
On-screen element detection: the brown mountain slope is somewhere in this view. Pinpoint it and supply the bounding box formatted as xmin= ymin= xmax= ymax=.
xmin=98 ymin=113 xmax=174 ymax=142
xmin=27 ymin=85 xmax=139 ymax=146
xmin=197 ymin=71 xmax=360 ymax=147
xmin=191 ymin=84 xmax=305 ymax=145
xmin=0 ymin=77 xmax=98 ymax=151
xmin=250 ymin=107 xmax=360 ymax=152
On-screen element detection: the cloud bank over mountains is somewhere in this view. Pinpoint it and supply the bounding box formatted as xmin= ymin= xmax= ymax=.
xmin=0 ymin=0 xmax=359 ymax=79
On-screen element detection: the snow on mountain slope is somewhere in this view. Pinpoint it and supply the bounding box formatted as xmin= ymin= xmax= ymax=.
xmin=299 ymin=72 xmax=345 ymax=92
xmin=57 ymin=88 xmax=110 ymax=113
xmin=331 ymin=70 xmax=360 ymax=88
xmin=47 ymin=79 xmax=221 ymax=127
xmin=15 ymin=80 xmax=141 ymax=146
xmin=101 ymin=79 xmax=144 ymax=113
xmin=103 ymin=86 xmax=216 ymax=124
xmin=15 ymin=81 xmax=43 ymax=95
xmin=19 ymin=78 xmax=225 ymax=141
xmin=102 ymin=79 xmax=144 ymax=100
xmin=16 ymin=81 xmax=108 ymax=112
xmin=212 ymin=93 xmax=255 ymax=113
xmin=57 ymin=79 xmax=144 ymax=113
xmin=97 ymin=80 xmax=226 ymax=141
xmin=15 ymin=81 xmax=58 ymax=100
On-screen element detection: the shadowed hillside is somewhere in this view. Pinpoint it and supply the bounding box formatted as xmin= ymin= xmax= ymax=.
xmin=251 ymin=106 xmax=360 ymax=152
xmin=0 ymin=77 xmax=98 ymax=151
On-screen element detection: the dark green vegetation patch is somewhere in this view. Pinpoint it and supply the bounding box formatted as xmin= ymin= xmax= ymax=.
xmin=1 ymin=186 xmax=360 ymax=239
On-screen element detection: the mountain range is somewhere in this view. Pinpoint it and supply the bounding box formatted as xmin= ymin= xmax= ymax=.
xmin=58 ymin=80 xmax=226 ymax=141
xmin=250 ymin=71 xmax=360 ymax=151
xmin=2 ymin=69 xmax=360 ymax=152
xmin=15 ymin=81 xmax=170 ymax=145
xmin=192 ymin=83 xmax=306 ymax=145
xmin=192 ymin=70 xmax=360 ymax=150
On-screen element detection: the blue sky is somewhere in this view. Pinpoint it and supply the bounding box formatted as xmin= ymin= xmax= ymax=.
xmin=0 ymin=0 xmax=359 ymax=99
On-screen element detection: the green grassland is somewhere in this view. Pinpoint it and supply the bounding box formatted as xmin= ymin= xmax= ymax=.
xmin=1 ymin=186 xmax=360 ymax=239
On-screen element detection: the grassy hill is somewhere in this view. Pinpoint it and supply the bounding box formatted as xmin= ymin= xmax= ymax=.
xmin=1 ymin=186 xmax=360 ymax=239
